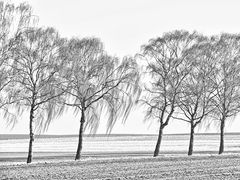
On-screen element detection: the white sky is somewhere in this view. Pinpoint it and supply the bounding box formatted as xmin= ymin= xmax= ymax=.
xmin=1 ymin=0 xmax=240 ymax=135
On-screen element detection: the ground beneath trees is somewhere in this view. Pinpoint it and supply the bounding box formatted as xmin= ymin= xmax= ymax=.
xmin=1 ymin=154 xmax=240 ymax=179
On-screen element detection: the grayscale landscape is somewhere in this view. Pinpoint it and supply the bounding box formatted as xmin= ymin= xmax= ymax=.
xmin=1 ymin=0 xmax=240 ymax=179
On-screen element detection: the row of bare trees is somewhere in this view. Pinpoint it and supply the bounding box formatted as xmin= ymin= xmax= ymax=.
xmin=140 ymin=31 xmax=240 ymax=157
xmin=0 ymin=2 xmax=140 ymax=163
xmin=1 ymin=2 xmax=240 ymax=163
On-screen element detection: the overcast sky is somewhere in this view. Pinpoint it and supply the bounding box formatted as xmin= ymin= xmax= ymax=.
xmin=1 ymin=0 xmax=240 ymax=135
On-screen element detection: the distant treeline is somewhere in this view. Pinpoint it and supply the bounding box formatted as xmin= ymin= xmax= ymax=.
xmin=0 ymin=134 xmax=157 ymax=140
xmin=1 ymin=1 xmax=240 ymax=163
xmin=1 ymin=133 xmax=240 ymax=140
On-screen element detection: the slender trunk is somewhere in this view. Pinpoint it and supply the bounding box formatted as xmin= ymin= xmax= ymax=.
xmin=153 ymin=123 xmax=164 ymax=157
xmin=27 ymin=105 xmax=34 ymax=163
xmin=219 ymin=118 xmax=225 ymax=154
xmin=153 ymin=107 xmax=174 ymax=157
xmin=188 ymin=122 xmax=195 ymax=156
xmin=75 ymin=109 xmax=85 ymax=160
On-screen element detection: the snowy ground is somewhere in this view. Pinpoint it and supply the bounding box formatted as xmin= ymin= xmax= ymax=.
xmin=1 ymin=154 xmax=240 ymax=179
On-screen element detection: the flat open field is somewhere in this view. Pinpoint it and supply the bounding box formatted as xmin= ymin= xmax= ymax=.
xmin=1 ymin=154 xmax=240 ymax=179
xmin=1 ymin=134 xmax=240 ymax=179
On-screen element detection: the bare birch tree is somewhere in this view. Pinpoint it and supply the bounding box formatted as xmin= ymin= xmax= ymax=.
xmin=211 ymin=33 xmax=240 ymax=154
xmin=140 ymin=30 xmax=203 ymax=157
xmin=60 ymin=37 xmax=140 ymax=160
xmin=173 ymin=41 xmax=217 ymax=155
xmin=0 ymin=2 xmax=33 ymax=125
xmin=10 ymin=27 xmax=65 ymax=163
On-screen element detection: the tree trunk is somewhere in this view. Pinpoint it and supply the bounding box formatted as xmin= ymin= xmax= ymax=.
xmin=27 ymin=105 xmax=34 ymax=163
xmin=153 ymin=123 xmax=164 ymax=157
xmin=219 ymin=118 xmax=225 ymax=154
xmin=188 ymin=123 xmax=195 ymax=156
xmin=75 ymin=109 xmax=85 ymax=160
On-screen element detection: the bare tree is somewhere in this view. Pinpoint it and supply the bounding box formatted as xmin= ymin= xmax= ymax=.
xmin=10 ymin=27 xmax=65 ymax=163
xmin=211 ymin=34 xmax=240 ymax=154
xmin=60 ymin=37 xmax=140 ymax=160
xmin=173 ymin=41 xmax=217 ymax=155
xmin=140 ymin=30 xmax=203 ymax=157
xmin=0 ymin=2 xmax=34 ymax=125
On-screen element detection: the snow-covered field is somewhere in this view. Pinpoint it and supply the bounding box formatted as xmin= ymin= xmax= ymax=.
xmin=1 ymin=134 xmax=240 ymax=179
xmin=1 ymin=154 xmax=240 ymax=179
xmin=1 ymin=133 xmax=240 ymax=164
xmin=1 ymin=133 xmax=240 ymax=154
